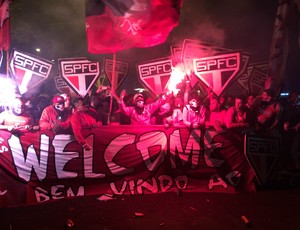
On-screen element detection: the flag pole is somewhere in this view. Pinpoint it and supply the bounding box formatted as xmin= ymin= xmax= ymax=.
xmin=108 ymin=52 xmax=117 ymax=125
xmin=6 ymin=50 xmax=9 ymax=77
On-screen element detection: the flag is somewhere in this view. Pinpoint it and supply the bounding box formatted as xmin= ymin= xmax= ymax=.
xmin=0 ymin=0 xmax=11 ymax=51
xmin=85 ymin=0 xmax=183 ymax=54
xmin=268 ymin=0 xmax=298 ymax=94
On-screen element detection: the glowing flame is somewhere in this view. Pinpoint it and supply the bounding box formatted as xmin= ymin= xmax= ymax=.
xmin=166 ymin=65 xmax=186 ymax=95
xmin=183 ymin=64 xmax=193 ymax=76
xmin=0 ymin=76 xmax=18 ymax=108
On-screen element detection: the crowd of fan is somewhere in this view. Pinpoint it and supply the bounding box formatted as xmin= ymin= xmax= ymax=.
xmin=0 ymin=84 xmax=300 ymax=151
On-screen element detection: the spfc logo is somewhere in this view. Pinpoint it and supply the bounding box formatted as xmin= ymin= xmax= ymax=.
xmin=104 ymin=58 xmax=128 ymax=90
xmin=248 ymin=65 xmax=268 ymax=95
xmin=58 ymin=58 xmax=100 ymax=98
xmin=193 ymin=53 xmax=240 ymax=96
xmin=137 ymin=58 xmax=172 ymax=95
xmin=244 ymin=135 xmax=279 ymax=185
xmin=170 ymin=45 xmax=183 ymax=66
xmin=9 ymin=50 xmax=53 ymax=95
xmin=181 ymin=39 xmax=230 ymax=78
xmin=236 ymin=62 xmax=268 ymax=95
xmin=54 ymin=75 xmax=76 ymax=96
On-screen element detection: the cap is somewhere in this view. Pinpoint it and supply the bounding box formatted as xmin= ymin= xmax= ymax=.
xmin=60 ymin=93 xmax=69 ymax=99
xmin=52 ymin=95 xmax=65 ymax=105
xmin=133 ymin=93 xmax=144 ymax=104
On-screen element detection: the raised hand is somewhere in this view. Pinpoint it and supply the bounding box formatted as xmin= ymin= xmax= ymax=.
xmin=120 ymin=90 xmax=126 ymax=101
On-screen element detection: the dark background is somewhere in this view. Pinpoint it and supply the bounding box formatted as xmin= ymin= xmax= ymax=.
xmin=9 ymin=0 xmax=300 ymax=96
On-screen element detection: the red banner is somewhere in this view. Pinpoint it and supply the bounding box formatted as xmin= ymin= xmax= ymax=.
xmin=0 ymin=126 xmax=256 ymax=207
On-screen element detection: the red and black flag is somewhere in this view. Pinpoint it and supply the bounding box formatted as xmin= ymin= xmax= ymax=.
xmin=85 ymin=0 xmax=183 ymax=54
xmin=0 ymin=0 xmax=11 ymax=51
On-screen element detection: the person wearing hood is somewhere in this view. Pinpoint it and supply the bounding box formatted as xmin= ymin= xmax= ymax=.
xmin=71 ymin=97 xmax=102 ymax=151
xmin=39 ymin=95 xmax=72 ymax=134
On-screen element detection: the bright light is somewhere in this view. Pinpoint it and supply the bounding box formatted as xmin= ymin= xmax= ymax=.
xmin=35 ymin=48 xmax=41 ymax=52
xmin=134 ymin=88 xmax=146 ymax=93
xmin=280 ymin=92 xmax=289 ymax=97
xmin=166 ymin=65 xmax=186 ymax=95
xmin=0 ymin=76 xmax=18 ymax=108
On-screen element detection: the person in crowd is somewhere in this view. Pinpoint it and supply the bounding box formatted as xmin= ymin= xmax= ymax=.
xmin=28 ymin=94 xmax=52 ymax=125
xmin=88 ymin=92 xmax=105 ymax=123
xmin=182 ymin=93 xmax=207 ymax=129
xmin=245 ymin=94 xmax=255 ymax=109
xmin=282 ymin=90 xmax=300 ymax=129
xmin=119 ymin=90 xmax=169 ymax=125
xmin=151 ymin=102 xmax=172 ymax=125
xmin=219 ymin=96 xmax=226 ymax=111
xmin=165 ymin=95 xmax=185 ymax=127
xmin=145 ymin=96 xmax=155 ymax=105
xmin=91 ymin=86 xmax=109 ymax=125
xmin=94 ymin=86 xmax=119 ymax=125
xmin=287 ymin=90 xmax=299 ymax=106
xmin=223 ymin=95 xmax=234 ymax=110
xmin=205 ymin=98 xmax=227 ymax=133
xmin=203 ymin=86 xmax=214 ymax=108
xmin=165 ymin=81 xmax=190 ymax=127
xmin=255 ymin=89 xmax=283 ymax=133
xmin=288 ymin=90 xmax=300 ymax=107
xmin=39 ymin=95 xmax=72 ymax=134
xmin=60 ymin=93 xmax=73 ymax=113
xmin=0 ymin=97 xmax=39 ymax=132
xmin=279 ymin=91 xmax=300 ymax=170
xmin=224 ymin=95 xmax=251 ymax=130
xmin=85 ymin=88 xmax=106 ymax=124
xmin=71 ymin=97 xmax=102 ymax=150
xmin=283 ymin=91 xmax=300 ymax=132
xmin=119 ymin=93 xmax=133 ymax=125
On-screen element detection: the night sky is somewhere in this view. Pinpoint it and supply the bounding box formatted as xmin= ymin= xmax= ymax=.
xmin=9 ymin=0 xmax=300 ymax=95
